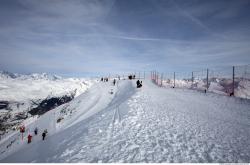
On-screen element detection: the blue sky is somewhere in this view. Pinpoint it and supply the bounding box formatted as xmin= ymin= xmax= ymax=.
xmin=0 ymin=0 xmax=250 ymax=77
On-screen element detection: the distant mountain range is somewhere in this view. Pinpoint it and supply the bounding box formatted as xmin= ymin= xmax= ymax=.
xmin=0 ymin=71 xmax=63 ymax=81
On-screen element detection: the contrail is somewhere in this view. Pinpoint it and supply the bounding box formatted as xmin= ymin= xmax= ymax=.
xmin=167 ymin=0 xmax=228 ymax=40
xmin=170 ymin=0 xmax=212 ymax=32
xmin=103 ymin=34 xmax=164 ymax=41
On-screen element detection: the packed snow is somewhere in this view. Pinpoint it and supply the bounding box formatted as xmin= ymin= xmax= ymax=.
xmin=0 ymin=77 xmax=249 ymax=163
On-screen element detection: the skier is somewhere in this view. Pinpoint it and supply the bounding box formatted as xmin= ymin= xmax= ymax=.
xmin=34 ymin=127 xmax=38 ymax=135
xmin=113 ymin=79 xmax=116 ymax=86
xmin=42 ymin=129 xmax=48 ymax=140
xmin=136 ymin=80 xmax=142 ymax=88
xmin=27 ymin=134 xmax=32 ymax=144
xmin=20 ymin=125 xmax=25 ymax=133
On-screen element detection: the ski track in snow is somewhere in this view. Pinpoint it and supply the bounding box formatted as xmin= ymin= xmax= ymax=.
xmin=1 ymin=80 xmax=250 ymax=163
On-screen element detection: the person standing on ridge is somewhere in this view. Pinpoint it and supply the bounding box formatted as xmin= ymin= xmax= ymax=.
xmin=34 ymin=127 xmax=38 ymax=135
xmin=42 ymin=129 xmax=48 ymax=140
xmin=136 ymin=80 xmax=142 ymax=88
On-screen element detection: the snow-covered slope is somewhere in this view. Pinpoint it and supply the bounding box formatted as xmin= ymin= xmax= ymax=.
xmin=0 ymin=71 xmax=94 ymax=138
xmin=0 ymin=79 xmax=249 ymax=163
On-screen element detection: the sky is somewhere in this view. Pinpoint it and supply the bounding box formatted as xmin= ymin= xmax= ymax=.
xmin=0 ymin=0 xmax=250 ymax=77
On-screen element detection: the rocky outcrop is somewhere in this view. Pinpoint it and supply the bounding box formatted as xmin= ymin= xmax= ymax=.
xmin=28 ymin=95 xmax=74 ymax=116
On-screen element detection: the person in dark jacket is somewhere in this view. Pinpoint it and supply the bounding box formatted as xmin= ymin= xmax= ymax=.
xmin=34 ymin=127 xmax=38 ymax=135
xmin=136 ymin=80 xmax=142 ymax=88
xmin=42 ymin=129 xmax=48 ymax=140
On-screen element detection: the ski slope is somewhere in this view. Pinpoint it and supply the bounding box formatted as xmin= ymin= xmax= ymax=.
xmin=1 ymin=79 xmax=250 ymax=163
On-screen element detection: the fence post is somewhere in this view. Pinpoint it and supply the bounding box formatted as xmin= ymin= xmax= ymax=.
xmin=157 ymin=72 xmax=159 ymax=85
xmin=153 ymin=71 xmax=155 ymax=82
xmin=153 ymin=71 xmax=155 ymax=81
xmin=232 ymin=66 xmax=235 ymax=96
xmin=156 ymin=71 xmax=157 ymax=83
xmin=156 ymin=72 xmax=158 ymax=85
xmin=155 ymin=71 xmax=156 ymax=84
xmin=154 ymin=71 xmax=156 ymax=82
xmin=174 ymin=72 xmax=175 ymax=88
xmin=152 ymin=71 xmax=155 ymax=81
xmin=192 ymin=71 xmax=194 ymax=87
xmin=161 ymin=73 xmax=163 ymax=86
xmin=206 ymin=69 xmax=209 ymax=91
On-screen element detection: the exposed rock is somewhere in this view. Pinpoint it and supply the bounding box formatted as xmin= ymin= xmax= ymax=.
xmin=29 ymin=95 xmax=74 ymax=116
xmin=0 ymin=101 xmax=9 ymax=110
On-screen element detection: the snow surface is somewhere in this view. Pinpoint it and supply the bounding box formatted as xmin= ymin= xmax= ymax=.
xmin=0 ymin=79 xmax=250 ymax=163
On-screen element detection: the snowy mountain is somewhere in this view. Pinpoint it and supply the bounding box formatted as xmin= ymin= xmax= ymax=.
xmin=0 ymin=71 xmax=94 ymax=101
xmin=0 ymin=71 xmax=18 ymax=79
xmin=0 ymin=78 xmax=249 ymax=163
xmin=0 ymin=71 xmax=94 ymax=139
xmin=0 ymin=71 xmax=63 ymax=81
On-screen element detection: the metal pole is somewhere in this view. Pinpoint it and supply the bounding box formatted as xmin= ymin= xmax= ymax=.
xmin=156 ymin=72 xmax=158 ymax=85
xmin=206 ymin=69 xmax=209 ymax=90
xmin=161 ymin=73 xmax=163 ymax=86
xmin=174 ymin=72 xmax=175 ymax=88
xmin=192 ymin=71 xmax=194 ymax=86
xmin=158 ymin=72 xmax=160 ymax=85
xmin=154 ymin=71 xmax=156 ymax=82
xmin=155 ymin=71 xmax=156 ymax=82
xmin=232 ymin=66 xmax=235 ymax=96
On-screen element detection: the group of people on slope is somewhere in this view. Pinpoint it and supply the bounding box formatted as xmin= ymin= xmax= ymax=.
xmin=20 ymin=126 xmax=48 ymax=144
xmin=100 ymin=77 xmax=109 ymax=82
